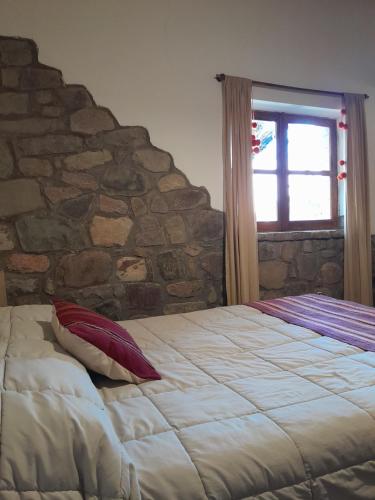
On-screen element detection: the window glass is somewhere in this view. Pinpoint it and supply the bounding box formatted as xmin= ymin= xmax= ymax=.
xmin=288 ymin=123 xmax=330 ymax=171
xmin=253 ymin=173 xmax=278 ymax=221
xmin=252 ymin=120 xmax=277 ymax=171
xmin=289 ymin=175 xmax=331 ymax=220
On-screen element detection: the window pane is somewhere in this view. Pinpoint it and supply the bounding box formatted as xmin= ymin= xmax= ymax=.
xmin=252 ymin=120 xmax=277 ymax=171
xmin=253 ymin=174 xmax=278 ymax=221
xmin=289 ymin=175 xmax=331 ymax=221
xmin=288 ymin=123 xmax=330 ymax=171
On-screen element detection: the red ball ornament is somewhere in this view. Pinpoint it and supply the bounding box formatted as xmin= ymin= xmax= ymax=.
xmin=253 ymin=147 xmax=260 ymax=154
xmin=341 ymin=108 xmax=347 ymax=115
xmin=337 ymin=172 xmax=347 ymax=181
xmin=252 ymin=139 xmax=257 ymax=146
xmin=252 ymin=122 xmax=257 ymax=128
xmin=339 ymin=160 xmax=346 ymax=166
xmin=338 ymin=121 xmax=345 ymax=128
xmin=343 ymin=123 xmax=349 ymax=130
xmin=256 ymin=139 xmax=261 ymax=146
xmin=252 ymin=134 xmax=256 ymax=140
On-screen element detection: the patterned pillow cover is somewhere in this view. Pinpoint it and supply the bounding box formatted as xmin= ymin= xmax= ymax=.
xmin=51 ymin=298 xmax=161 ymax=383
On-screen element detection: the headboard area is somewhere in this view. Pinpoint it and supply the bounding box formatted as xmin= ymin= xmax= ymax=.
xmin=0 ymin=36 xmax=224 ymax=319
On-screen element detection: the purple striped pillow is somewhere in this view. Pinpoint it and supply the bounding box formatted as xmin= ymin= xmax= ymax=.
xmin=51 ymin=298 xmax=161 ymax=383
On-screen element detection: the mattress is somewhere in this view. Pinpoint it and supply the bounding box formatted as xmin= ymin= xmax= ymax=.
xmin=1 ymin=304 xmax=375 ymax=499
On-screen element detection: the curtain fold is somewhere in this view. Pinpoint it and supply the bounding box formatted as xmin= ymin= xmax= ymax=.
xmin=222 ymin=76 xmax=259 ymax=304
xmin=344 ymin=93 xmax=372 ymax=305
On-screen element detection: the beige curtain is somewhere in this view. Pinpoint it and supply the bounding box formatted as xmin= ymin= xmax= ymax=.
xmin=344 ymin=93 xmax=372 ymax=305
xmin=222 ymin=76 xmax=259 ymax=304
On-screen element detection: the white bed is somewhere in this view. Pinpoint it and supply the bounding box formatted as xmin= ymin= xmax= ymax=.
xmin=1 ymin=304 xmax=375 ymax=499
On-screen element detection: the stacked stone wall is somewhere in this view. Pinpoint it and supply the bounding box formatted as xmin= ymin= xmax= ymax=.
xmin=0 ymin=36 xmax=224 ymax=318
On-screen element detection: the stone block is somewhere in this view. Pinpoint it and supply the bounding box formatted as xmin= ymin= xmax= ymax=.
xmin=281 ymin=241 xmax=299 ymax=262
xmin=17 ymin=134 xmax=83 ymax=156
xmin=297 ymin=253 xmax=320 ymax=281
xmin=6 ymin=275 xmax=39 ymax=294
xmin=1 ymin=68 xmax=21 ymax=88
xmin=201 ymin=252 xmax=224 ymax=277
xmin=0 ymin=179 xmax=44 ymax=217
xmin=20 ymin=67 xmax=63 ymax=89
xmin=64 ymin=149 xmax=112 ymax=170
xmin=188 ymin=210 xmax=224 ymax=241
xmin=16 ymin=215 xmax=89 ymax=252
xmin=320 ymin=261 xmax=342 ymax=285
xmin=62 ymin=171 xmax=98 ymax=190
xmin=135 ymin=215 xmax=165 ymax=246
xmin=303 ymin=240 xmax=313 ymax=253
xmin=99 ymin=195 xmax=128 ymax=215
xmin=131 ymin=197 xmax=147 ymax=216
xmin=0 ymin=117 xmax=64 ymax=135
xmin=0 ymin=139 xmax=14 ymax=178
xmin=166 ymin=280 xmax=203 ymax=298
xmin=164 ymin=215 xmax=186 ymax=244
xmin=57 ymin=250 xmax=112 ymax=287
xmin=90 ymin=215 xmax=133 ymax=247
xmin=184 ymin=243 xmax=203 ymax=257
xmin=158 ymin=173 xmax=187 ymax=192
xmin=207 ymin=286 xmax=218 ymax=304
xmin=70 ymin=107 xmax=115 ymax=135
xmin=44 ymin=185 xmax=82 ymax=204
xmin=19 ymin=158 xmax=52 ymax=177
xmin=57 ymin=85 xmax=94 ymax=110
xmin=88 ymin=126 xmax=149 ymax=149
xmin=258 ymin=242 xmax=281 ymax=261
xmin=102 ymin=163 xmax=148 ymax=195
xmin=150 ymin=194 xmax=168 ymax=213
xmin=126 ymin=283 xmax=161 ymax=310
xmin=116 ymin=257 xmax=147 ymax=282
xmin=0 ymin=38 xmax=35 ymax=66
xmin=58 ymin=194 xmax=94 ymax=219
xmin=0 ymin=92 xmax=28 ymax=115
xmin=0 ymin=224 xmax=14 ymax=250
xmin=157 ymin=251 xmax=187 ymax=281
xmin=133 ymin=148 xmax=171 ymax=172
xmin=41 ymin=105 xmax=64 ymax=117
xmin=35 ymin=90 xmax=54 ymax=104
xmin=164 ymin=188 xmax=208 ymax=210
xmin=7 ymin=253 xmax=49 ymax=273
xmin=259 ymin=261 xmax=288 ymax=289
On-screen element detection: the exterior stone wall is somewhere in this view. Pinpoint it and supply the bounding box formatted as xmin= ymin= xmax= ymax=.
xmin=0 ymin=36 xmax=224 ymax=319
xmin=258 ymin=230 xmax=344 ymax=299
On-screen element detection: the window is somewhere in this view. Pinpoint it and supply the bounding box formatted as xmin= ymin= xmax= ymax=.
xmin=252 ymin=111 xmax=338 ymax=232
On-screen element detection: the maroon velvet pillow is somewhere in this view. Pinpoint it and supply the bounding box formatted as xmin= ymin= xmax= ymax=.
xmin=51 ymin=298 xmax=161 ymax=383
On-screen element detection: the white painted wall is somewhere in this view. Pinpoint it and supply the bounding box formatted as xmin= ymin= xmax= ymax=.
xmin=1 ymin=0 xmax=375 ymax=226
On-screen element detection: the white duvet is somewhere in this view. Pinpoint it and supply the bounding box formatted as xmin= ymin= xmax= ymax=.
xmin=1 ymin=304 xmax=375 ymax=499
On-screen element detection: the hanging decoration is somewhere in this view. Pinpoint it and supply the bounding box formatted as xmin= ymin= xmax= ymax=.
xmin=251 ymin=113 xmax=261 ymax=155
xmin=338 ymin=108 xmax=348 ymax=130
xmin=337 ymin=108 xmax=347 ymax=180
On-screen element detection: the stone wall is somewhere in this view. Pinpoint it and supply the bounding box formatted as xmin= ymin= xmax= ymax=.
xmin=258 ymin=230 xmax=344 ymax=299
xmin=0 ymin=36 xmax=224 ymax=319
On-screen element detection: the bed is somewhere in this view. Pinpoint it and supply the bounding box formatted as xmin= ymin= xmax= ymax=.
xmin=1 ymin=302 xmax=375 ymax=499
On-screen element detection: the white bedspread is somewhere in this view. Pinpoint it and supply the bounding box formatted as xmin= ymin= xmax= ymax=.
xmin=1 ymin=304 xmax=375 ymax=499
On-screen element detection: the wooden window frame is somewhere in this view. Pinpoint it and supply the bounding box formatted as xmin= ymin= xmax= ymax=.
xmin=254 ymin=111 xmax=338 ymax=232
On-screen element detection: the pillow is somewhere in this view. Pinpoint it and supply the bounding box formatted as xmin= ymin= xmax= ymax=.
xmin=51 ymin=298 xmax=161 ymax=383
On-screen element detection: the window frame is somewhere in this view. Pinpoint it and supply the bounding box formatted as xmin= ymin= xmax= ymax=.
xmin=253 ymin=110 xmax=338 ymax=232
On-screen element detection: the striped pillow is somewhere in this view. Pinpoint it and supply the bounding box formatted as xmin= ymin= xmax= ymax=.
xmin=51 ymin=298 xmax=161 ymax=383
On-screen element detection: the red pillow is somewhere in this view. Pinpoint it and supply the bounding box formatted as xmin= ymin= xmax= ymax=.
xmin=51 ymin=298 xmax=161 ymax=383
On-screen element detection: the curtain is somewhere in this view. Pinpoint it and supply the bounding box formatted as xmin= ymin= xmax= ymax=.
xmin=344 ymin=93 xmax=372 ymax=305
xmin=222 ymin=76 xmax=259 ymax=304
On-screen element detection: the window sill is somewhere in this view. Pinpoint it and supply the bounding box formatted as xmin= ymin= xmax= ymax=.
xmin=257 ymin=229 xmax=344 ymax=242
